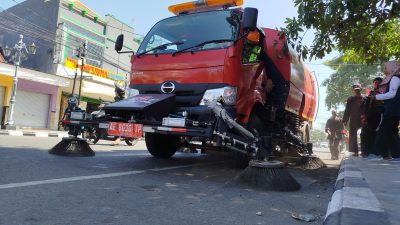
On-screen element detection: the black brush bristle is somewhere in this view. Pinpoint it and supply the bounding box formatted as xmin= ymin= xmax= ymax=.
xmin=235 ymin=161 xmax=301 ymax=192
xmin=49 ymin=138 xmax=95 ymax=157
xmin=296 ymin=156 xmax=326 ymax=170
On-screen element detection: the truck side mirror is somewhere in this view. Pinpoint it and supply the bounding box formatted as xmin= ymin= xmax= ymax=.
xmin=243 ymin=8 xmax=258 ymax=31
xmin=115 ymin=34 xmax=124 ymax=52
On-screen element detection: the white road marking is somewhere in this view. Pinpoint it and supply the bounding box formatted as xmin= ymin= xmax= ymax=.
xmin=95 ymin=153 xmax=151 ymax=157
xmin=342 ymin=163 xmax=357 ymax=169
xmin=35 ymin=132 xmax=48 ymax=137
xmin=337 ymin=170 xmax=362 ymax=181
xmin=325 ymin=189 xmax=343 ymax=219
xmin=0 ymin=161 xmax=228 ymax=190
xmin=325 ymin=186 xmax=384 ymax=219
xmin=58 ymin=133 xmax=69 ymax=138
xmin=342 ymin=187 xmax=384 ymax=212
xmin=8 ymin=131 xmax=23 ymax=136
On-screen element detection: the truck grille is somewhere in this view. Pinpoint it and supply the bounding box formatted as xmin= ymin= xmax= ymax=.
xmin=131 ymin=83 xmax=228 ymax=107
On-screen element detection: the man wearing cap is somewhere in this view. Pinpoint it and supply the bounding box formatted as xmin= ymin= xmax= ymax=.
xmin=361 ymin=78 xmax=384 ymax=158
xmin=343 ymin=84 xmax=364 ymax=156
xmin=325 ymin=110 xmax=344 ymax=160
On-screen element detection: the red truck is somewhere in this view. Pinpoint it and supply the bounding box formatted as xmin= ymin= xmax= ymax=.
xmin=103 ymin=0 xmax=317 ymax=167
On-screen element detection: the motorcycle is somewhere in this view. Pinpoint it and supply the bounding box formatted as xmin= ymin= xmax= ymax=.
xmin=85 ymin=102 xmax=139 ymax=146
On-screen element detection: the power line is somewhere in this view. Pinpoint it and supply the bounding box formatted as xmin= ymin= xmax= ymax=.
xmin=0 ymin=5 xmax=133 ymax=70
xmin=1 ymin=0 xmax=138 ymax=69
xmin=8 ymin=0 xmax=145 ymax=37
xmin=0 ymin=18 xmax=131 ymax=70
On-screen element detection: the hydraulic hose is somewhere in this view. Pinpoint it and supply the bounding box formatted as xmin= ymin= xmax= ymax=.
xmin=209 ymin=102 xmax=255 ymax=139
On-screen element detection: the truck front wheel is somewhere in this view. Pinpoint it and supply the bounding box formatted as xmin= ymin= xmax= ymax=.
xmin=145 ymin=133 xmax=180 ymax=158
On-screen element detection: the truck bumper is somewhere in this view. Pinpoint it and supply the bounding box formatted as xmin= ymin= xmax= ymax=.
xmin=142 ymin=125 xmax=214 ymax=138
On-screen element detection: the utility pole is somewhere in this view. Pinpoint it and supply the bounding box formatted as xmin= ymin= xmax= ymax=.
xmin=77 ymin=43 xmax=86 ymax=106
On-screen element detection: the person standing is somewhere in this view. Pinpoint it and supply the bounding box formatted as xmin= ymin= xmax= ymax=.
xmin=111 ymin=84 xmax=126 ymax=146
xmin=360 ymin=77 xmax=384 ymax=157
xmin=370 ymin=61 xmax=400 ymax=161
xmin=343 ymin=84 xmax=364 ymax=156
xmin=325 ymin=110 xmax=344 ymax=160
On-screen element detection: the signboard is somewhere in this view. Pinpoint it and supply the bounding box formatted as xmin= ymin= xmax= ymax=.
xmin=65 ymin=58 xmax=125 ymax=81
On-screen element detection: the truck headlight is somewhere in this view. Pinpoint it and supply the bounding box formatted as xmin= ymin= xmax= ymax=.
xmin=128 ymin=88 xmax=140 ymax=97
xmin=200 ymin=86 xmax=237 ymax=106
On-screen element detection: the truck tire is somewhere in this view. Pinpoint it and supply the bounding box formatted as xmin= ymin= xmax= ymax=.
xmin=145 ymin=133 xmax=180 ymax=158
xmin=235 ymin=114 xmax=265 ymax=168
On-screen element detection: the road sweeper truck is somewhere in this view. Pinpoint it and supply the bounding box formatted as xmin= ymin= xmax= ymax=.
xmin=62 ymin=0 xmax=318 ymax=166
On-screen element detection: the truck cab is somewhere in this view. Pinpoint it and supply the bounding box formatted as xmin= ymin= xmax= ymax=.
xmin=110 ymin=0 xmax=317 ymax=165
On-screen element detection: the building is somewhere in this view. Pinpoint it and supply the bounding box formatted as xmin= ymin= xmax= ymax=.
xmin=0 ymin=0 xmax=138 ymax=129
xmin=0 ymin=47 xmax=5 ymax=63
xmin=0 ymin=48 xmax=6 ymax=124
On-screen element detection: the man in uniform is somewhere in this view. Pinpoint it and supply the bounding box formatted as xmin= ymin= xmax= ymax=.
xmin=325 ymin=110 xmax=344 ymax=160
xmin=343 ymin=84 xmax=364 ymax=156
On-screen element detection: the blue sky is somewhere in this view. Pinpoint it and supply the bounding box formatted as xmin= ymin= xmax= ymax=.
xmin=2 ymin=0 xmax=335 ymax=128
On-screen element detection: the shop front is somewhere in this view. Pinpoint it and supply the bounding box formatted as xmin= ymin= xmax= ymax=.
xmin=57 ymin=58 xmax=124 ymax=121
xmin=0 ymin=62 xmax=70 ymax=129
xmin=14 ymin=79 xmax=58 ymax=128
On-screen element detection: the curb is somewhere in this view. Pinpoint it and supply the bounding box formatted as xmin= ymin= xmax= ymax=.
xmin=0 ymin=130 xmax=68 ymax=138
xmin=323 ymin=156 xmax=391 ymax=225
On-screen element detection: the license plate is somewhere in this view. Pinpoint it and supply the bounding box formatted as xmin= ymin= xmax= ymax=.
xmin=108 ymin=122 xmax=143 ymax=138
xmin=162 ymin=117 xmax=186 ymax=127
xmin=99 ymin=123 xmax=109 ymax=129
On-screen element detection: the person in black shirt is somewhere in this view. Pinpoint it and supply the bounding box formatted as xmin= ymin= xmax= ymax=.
xmin=370 ymin=61 xmax=400 ymax=161
xmin=343 ymin=84 xmax=364 ymax=156
xmin=111 ymin=83 xmax=126 ymax=145
xmin=325 ymin=110 xmax=344 ymax=160
xmin=360 ymin=78 xmax=383 ymax=157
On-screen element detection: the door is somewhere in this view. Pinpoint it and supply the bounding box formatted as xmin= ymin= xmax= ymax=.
xmin=14 ymin=90 xmax=50 ymax=128
xmin=0 ymin=86 xmax=4 ymax=122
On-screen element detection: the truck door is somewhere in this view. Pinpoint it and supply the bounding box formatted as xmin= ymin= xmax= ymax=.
xmin=236 ymin=35 xmax=265 ymax=122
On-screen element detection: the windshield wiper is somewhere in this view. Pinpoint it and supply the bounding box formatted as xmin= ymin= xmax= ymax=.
xmin=137 ymin=41 xmax=184 ymax=58
xmin=172 ymin=39 xmax=234 ymax=56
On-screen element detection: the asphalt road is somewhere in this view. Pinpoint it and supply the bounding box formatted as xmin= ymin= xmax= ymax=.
xmin=0 ymin=136 xmax=340 ymax=225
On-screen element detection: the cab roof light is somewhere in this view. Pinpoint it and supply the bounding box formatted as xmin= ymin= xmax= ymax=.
xmin=168 ymin=0 xmax=244 ymax=15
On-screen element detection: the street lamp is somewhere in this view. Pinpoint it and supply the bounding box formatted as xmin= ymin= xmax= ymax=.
xmin=2 ymin=34 xmax=37 ymax=130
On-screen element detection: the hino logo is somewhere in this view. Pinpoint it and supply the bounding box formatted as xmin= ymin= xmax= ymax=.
xmin=161 ymin=82 xmax=176 ymax=93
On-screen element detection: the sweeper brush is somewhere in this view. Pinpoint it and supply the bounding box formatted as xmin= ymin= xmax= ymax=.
xmin=49 ymin=137 xmax=95 ymax=157
xmin=235 ymin=160 xmax=301 ymax=192
xmin=295 ymin=156 xmax=326 ymax=170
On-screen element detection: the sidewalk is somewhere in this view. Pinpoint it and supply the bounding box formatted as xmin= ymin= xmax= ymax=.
xmin=0 ymin=128 xmax=68 ymax=138
xmin=324 ymin=154 xmax=399 ymax=225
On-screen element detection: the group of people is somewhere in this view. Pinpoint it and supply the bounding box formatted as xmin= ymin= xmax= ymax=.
xmin=325 ymin=61 xmax=400 ymax=161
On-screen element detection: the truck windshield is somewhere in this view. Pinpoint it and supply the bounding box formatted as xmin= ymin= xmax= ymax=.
xmin=137 ymin=10 xmax=240 ymax=56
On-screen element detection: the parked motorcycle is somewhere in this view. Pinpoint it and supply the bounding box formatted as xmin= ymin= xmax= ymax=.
xmin=82 ymin=103 xmax=138 ymax=146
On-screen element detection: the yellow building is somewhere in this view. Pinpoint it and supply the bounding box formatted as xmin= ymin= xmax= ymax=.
xmin=0 ymin=73 xmax=13 ymax=125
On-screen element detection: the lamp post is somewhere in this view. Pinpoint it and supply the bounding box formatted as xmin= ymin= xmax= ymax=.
xmin=77 ymin=43 xmax=86 ymax=106
xmin=2 ymin=34 xmax=37 ymax=130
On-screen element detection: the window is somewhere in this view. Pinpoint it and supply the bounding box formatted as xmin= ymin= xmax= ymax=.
xmin=242 ymin=40 xmax=261 ymax=64
xmin=137 ymin=10 xmax=240 ymax=55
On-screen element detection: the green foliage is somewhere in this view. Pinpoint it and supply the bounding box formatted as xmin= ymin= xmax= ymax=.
xmin=322 ymin=57 xmax=382 ymax=110
xmin=311 ymin=128 xmax=326 ymax=142
xmin=281 ymin=0 xmax=400 ymax=63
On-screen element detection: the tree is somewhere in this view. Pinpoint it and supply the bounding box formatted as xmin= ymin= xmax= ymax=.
xmin=281 ymin=0 xmax=400 ymax=63
xmin=322 ymin=57 xmax=382 ymax=110
xmin=311 ymin=128 xmax=326 ymax=142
